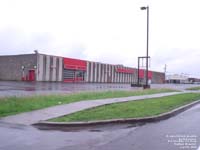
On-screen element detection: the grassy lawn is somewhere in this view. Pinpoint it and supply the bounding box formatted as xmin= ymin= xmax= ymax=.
xmin=0 ymin=88 xmax=176 ymax=117
xmin=186 ymin=86 xmax=200 ymax=91
xmin=50 ymin=93 xmax=200 ymax=122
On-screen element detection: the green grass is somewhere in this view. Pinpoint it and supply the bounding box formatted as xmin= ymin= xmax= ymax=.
xmin=186 ymin=86 xmax=200 ymax=91
xmin=50 ymin=93 xmax=200 ymax=122
xmin=0 ymin=88 xmax=176 ymax=117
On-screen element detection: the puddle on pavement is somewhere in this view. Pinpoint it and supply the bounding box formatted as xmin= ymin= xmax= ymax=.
xmin=0 ymin=121 xmax=33 ymax=130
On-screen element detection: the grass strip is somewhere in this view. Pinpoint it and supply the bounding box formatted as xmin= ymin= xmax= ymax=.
xmin=0 ymin=88 xmax=176 ymax=117
xmin=186 ymin=86 xmax=200 ymax=91
xmin=50 ymin=93 xmax=200 ymax=122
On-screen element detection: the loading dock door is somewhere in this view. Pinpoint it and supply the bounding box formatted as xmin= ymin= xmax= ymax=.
xmin=63 ymin=57 xmax=87 ymax=82
xmin=63 ymin=69 xmax=85 ymax=82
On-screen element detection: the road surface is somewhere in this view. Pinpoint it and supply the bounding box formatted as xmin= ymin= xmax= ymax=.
xmin=0 ymin=103 xmax=200 ymax=150
xmin=0 ymin=81 xmax=199 ymax=97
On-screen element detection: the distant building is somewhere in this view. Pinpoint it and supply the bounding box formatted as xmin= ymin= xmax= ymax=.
xmin=166 ymin=74 xmax=189 ymax=84
xmin=188 ymin=78 xmax=200 ymax=84
xmin=0 ymin=53 xmax=165 ymax=84
xmin=166 ymin=74 xmax=200 ymax=84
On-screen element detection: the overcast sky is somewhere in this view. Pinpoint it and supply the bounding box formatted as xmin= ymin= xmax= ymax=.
xmin=0 ymin=0 xmax=200 ymax=77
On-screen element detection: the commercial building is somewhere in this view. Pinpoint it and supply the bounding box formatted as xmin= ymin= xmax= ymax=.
xmin=166 ymin=74 xmax=200 ymax=84
xmin=166 ymin=74 xmax=189 ymax=84
xmin=0 ymin=53 xmax=165 ymax=84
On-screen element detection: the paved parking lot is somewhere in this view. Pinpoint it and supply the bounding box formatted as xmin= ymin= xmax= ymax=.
xmin=0 ymin=81 xmax=200 ymax=150
xmin=0 ymin=81 xmax=199 ymax=97
xmin=0 ymin=81 xmax=135 ymax=97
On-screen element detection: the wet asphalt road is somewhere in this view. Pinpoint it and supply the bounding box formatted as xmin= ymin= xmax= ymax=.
xmin=0 ymin=104 xmax=200 ymax=150
xmin=0 ymin=81 xmax=200 ymax=150
xmin=0 ymin=81 xmax=200 ymax=97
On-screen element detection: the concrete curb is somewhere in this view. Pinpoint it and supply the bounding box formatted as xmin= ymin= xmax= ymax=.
xmin=33 ymin=99 xmax=200 ymax=129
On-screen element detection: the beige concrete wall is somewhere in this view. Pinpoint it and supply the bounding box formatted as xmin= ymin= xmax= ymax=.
xmin=36 ymin=54 xmax=63 ymax=82
xmin=85 ymin=62 xmax=140 ymax=84
xmin=37 ymin=54 xmax=44 ymax=81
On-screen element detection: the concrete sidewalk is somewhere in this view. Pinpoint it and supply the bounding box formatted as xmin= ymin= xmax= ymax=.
xmin=0 ymin=92 xmax=182 ymax=125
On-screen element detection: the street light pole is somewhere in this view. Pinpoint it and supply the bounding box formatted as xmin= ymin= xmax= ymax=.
xmin=141 ymin=6 xmax=149 ymax=87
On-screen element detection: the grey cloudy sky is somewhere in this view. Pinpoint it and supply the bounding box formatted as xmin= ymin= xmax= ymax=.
xmin=0 ymin=0 xmax=200 ymax=77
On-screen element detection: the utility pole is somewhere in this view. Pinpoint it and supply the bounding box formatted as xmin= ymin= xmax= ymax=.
xmin=164 ymin=64 xmax=167 ymax=83
xmin=164 ymin=64 xmax=167 ymax=74
xmin=140 ymin=6 xmax=149 ymax=88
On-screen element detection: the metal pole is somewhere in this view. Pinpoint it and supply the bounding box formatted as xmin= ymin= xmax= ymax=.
xmin=146 ymin=6 xmax=149 ymax=86
xmin=138 ymin=57 xmax=140 ymax=85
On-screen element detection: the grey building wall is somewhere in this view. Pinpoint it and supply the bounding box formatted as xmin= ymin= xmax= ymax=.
xmin=0 ymin=54 xmax=37 ymax=81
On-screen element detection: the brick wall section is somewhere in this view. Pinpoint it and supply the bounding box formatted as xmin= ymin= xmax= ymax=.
xmin=152 ymin=71 xmax=165 ymax=84
xmin=0 ymin=54 xmax=37 ymax=81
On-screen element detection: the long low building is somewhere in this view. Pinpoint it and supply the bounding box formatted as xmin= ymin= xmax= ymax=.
xmin=0 ymin=53 xmax=165 ymax=84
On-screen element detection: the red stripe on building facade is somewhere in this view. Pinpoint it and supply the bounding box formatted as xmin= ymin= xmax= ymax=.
xmin=116 ymin=68 xmax=134 ymax=74
xmin=63 ymin=57 xmax=87 ymax=71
